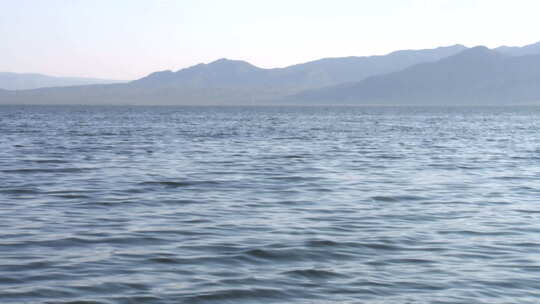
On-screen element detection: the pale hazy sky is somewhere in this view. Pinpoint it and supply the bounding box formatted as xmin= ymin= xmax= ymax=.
xmin=1 ymin=0 xmax=538 ymax=80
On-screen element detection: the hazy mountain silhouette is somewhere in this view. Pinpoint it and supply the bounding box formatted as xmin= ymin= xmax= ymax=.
xmin=0 ymin=72 xmax=124 ymax=90
xmin=0 ymin=45 xmax=468 ymax=105
xmin=131 ymin=59 xmax=265 ymax=88
xmin=131 ymin=45 xmax=467 ymax=90
xmin=2 ymin=41 xmax=540 ymax=105
xmin=496 ymin=42 xmax=540 ymax=57
xmin=290 ymin=46 xmax=540 ymax=105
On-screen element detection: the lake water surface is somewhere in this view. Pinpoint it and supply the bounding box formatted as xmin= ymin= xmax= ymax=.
xmin=1 ymin=105 xmax=540 ymax=303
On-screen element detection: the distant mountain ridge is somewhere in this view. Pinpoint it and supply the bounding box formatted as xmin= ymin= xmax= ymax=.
xmin=131 ymin=45 xmax=467 ymax=90
xmin=291 ymin=46 xmax=540 ymax=104
xmin=2 ymin=41 xmax=540 ymax=105
xmin=0 ymin=72 xmax=124 ymax=90
xmin=496 ymin=42 xmax=540 ymax=57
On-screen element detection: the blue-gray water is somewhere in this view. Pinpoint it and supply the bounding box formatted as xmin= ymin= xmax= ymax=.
xmin=2 ymin=105 xmax=540 ymax=304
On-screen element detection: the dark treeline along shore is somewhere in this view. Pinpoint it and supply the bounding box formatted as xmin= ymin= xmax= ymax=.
xmin=1 ymin=41 xmax=540 ymax=105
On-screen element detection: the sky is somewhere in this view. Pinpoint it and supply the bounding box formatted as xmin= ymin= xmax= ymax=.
xmin=1 ymin=0 xmax=539 ymax=80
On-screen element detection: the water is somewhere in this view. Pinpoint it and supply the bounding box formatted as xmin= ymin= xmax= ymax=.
xmin=1 ymin=105 xmax=540 ymax=304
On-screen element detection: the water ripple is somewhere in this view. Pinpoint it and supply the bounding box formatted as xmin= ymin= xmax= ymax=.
xmin=2 ymin=105 xmax=540 ymax=303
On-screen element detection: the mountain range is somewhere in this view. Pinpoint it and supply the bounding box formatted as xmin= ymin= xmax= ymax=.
xmin=1 ymin=42 xmax=540 ymax=105
xmin=0 ymin=72 xmax=124 ymax=90
xmin=291 ymin=45 xmax=540 ymax=105
xmin=131 ymin=44 xmax=467 ymax=90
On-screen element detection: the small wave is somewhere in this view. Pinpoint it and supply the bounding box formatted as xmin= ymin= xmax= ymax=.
xmin=160 ymin=199 xmax=202 ymax=205
xmin=1 ymin=261 xmax=51 ymax=272
xmin=1 ymin=287 xmax=75 ymax=300
xmin=58 ymin=299 xmax=133 ymax=304
xmin=105 ymin=296 xmax=162 ymax=304
xmin=494 ymin=176 xmax=528 ymax=180
xmin=1 ymin=188 xmax=41 ymax=194
xmin=306 ymin=239 xmax=403 ymax=251
xmin=370 ymin=195 xmax=426 ymax=202
xmin=361 ymin=243 xmax=403 ymax=251
xmin=243 ymin=248 xmax=297 ymax=261
xmin=185 ymin=288 xmax=287 ymax=303
xmin=148 ymin=257 xmax=181 ymax=264
xmin=437 ymin=230 xmax=518 ymax=236
xmin=29 ymin=159 xmax=70 ymax=164
xmin=513 ymin=209 xmax=540 ymax=214
xmin=52 ymin=194 xmax=91 ymax=199
xmin=11 ymin=236 xmax=169 ymax=249
xmin=305 ymin=239 xmax=340 ymax=247
xmin=370 ymin=195 xmax=399 ymax=202
xmin=261 ymin=154 xmax=307 ymax=160
xmin=385 ymin=258 xmax=435 ymax=264
xmin=139 ymin=180 xmax=221 ymax=188
xmin=1 ymin=168 xmax=92 ymax=174
xmin=283 ymin=155 xmax=305 ymax=159
xmin=269 ymin=176 xmax=320 ymax=182
xmin=0 ymin=276 xmax=23 ymax=284
xmin=283 ymin=268 xmax=345 ymax=279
